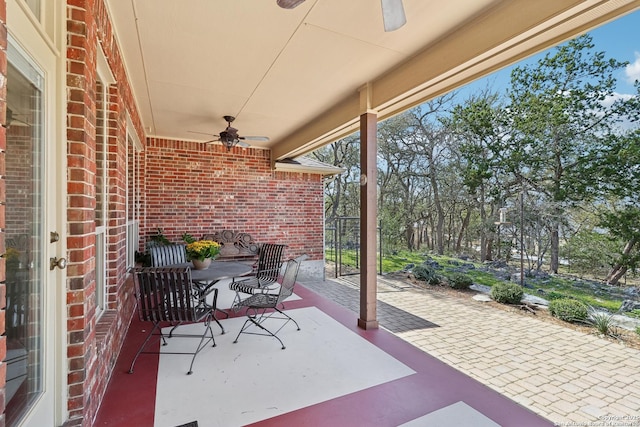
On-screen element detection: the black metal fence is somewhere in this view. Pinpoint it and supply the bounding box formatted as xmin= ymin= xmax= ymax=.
xmin=325 ymin=217 xmax=382 ymax=278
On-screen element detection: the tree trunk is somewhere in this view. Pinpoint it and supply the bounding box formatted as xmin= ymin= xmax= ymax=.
xmin=430 ymin=172 xmax=445 ymax=255
xmin=485 ymin=237 xmax=494 ymax=261
xmin=456 ymin=209 xmax=471 ymax=253
xmin=550 ymin=223 xmax=559 ymax=274
xmin=605 ymin=237 xmax=638 ymax=285
xmin=479 ymin=186 xmax=487 ymax=261
xmin=406 ymin=222 xmax=415 ymax=251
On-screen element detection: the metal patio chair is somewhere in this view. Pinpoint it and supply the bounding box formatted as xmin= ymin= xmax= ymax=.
xmin=228 ymin=243 xmax=286 ymax=305
xmin=128 ymin=267 xmax=216 ymax=375
xmin=149 ymin=243 xmax=187 ymax=266
xmin=232 ymin=255 xmax=307 ymax=349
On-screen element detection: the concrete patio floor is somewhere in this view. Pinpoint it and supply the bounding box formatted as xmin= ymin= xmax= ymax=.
xmin=304 ymin=274 xmax=640 ymax=425
xmin=95 ymin=276 xmax=553 ymax=426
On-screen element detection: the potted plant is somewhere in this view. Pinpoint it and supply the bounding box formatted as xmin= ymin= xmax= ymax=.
xmin=182 ymin=234 xmax=221 ymax=270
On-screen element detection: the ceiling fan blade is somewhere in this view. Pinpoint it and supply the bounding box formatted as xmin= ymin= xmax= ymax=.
xmin=237 ymin=141 xmax=251 ymax=148
xmin=381 ymin=0 xmax=406 ymax=32
xmin=240 ymin=136 xmax=270 ymax=142
xmin=277 ymin=0 xmax=306 ymax=9
xmin=188 ymin=130 xmax=216 ymax=136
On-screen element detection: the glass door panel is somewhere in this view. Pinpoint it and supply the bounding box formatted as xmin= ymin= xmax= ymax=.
xmin=5 ymin=48 xmax=44 ymax=427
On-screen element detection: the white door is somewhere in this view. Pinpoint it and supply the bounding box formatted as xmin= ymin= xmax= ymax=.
xmin=6 ymin=1 xmax=66 ymax=425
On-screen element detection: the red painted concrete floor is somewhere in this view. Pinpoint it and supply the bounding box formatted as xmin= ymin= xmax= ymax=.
xmin=94 ymin=281 xmax=552 ymax=427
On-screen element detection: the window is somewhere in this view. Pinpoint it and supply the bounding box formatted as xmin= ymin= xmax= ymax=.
xmin=126 ymin=114 xmax=143 ymax=269
xmin=95 ymin=48 xmax=114 ymax=315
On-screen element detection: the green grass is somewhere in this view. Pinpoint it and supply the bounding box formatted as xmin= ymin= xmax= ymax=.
xmin=326 ymin=249 xmax=425 ymax=272
xmin=327 ymin=249 xmax=628 ymax=312
xmin=379 ymin=250 xmax=426 ymax=272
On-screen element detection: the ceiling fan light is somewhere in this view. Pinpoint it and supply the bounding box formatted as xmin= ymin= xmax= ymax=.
xmin=277 ymin=0 xmax=306 ymax=9
xmin=381 ymin=0 xmax=406 ymax=32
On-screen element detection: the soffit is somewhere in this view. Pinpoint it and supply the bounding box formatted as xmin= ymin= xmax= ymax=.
xmin=105 ymin=0 xmax=640 ymax=161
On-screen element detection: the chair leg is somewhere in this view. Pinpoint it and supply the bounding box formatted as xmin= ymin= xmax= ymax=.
xmin=232 ymin=306 xmax=303 ymax=350
xmin=129 ymin=322 xmax=163 ymax=374
xmin=209 ymin=288 xmax=226 ymax=334
xmin=168 ymin=322 xmax=182 ymax=338
xmin=233 ymin=315 xmax=286 ymax=349
xmin=274 ymin=307 xmax=301 ymax=331
xmin=187 ymin=316 xmax=216 ymax=375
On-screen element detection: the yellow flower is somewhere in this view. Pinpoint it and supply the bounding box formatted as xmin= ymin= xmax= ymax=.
xmin=5 ymin=247 xmax=20 ymax=260
xmin=185 ymin=240 xmax=220 ymax=261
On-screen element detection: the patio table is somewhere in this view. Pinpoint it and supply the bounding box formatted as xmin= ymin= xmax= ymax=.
xmin=167 ymin=261 xmax=253 ymax=332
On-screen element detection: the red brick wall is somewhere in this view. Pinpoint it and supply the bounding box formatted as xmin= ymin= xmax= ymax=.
xmin=142 ymin=139 xmax=325 ymax=261
xmin=0 ymin=1 xmax=7 ymax=424
xmin=66 ymin=0 xmax=101 ymax=421
xmin=66 ymin=0 xmax=143 ymax=425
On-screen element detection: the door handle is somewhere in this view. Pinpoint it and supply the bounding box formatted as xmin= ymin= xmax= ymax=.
xmin=50 ymin=257 xmax=67 ymax=270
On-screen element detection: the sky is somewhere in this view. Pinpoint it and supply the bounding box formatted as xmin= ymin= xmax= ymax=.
xmin=457 ymin=9 xmax=640 ymax=100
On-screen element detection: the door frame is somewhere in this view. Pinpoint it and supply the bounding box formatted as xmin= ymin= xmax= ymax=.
xmin=6 ymin=0 xmax=67 ymax=425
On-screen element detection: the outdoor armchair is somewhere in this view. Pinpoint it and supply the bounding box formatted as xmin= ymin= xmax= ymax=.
xmin=228 ymin=243 xmax=286 ymax=305
xmin=129 ymin=266 xmax=216 ymax=375
xmin=232 ymin=254 xmax=307 ymax=349
xmin=149 ymin=243 xmax=187 ymax=267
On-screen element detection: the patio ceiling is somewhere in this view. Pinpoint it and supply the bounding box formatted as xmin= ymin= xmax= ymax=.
xmin=106 ymin=0 xmax=640 ymax=161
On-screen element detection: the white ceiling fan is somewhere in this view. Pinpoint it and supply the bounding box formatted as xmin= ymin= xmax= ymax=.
xmin=276 ymin=0 xmax=407 ymax=32
xmin=189 ymin=116 xmax=270 ymax=151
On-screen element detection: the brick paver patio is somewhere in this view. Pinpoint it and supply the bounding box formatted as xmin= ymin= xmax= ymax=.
xmin=302 ymin=275 xmax=640 ymax=425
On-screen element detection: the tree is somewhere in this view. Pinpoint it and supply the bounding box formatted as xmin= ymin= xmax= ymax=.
xmin=312 ymin=136 xmax=360 ymax=221
xmin=507 ymin=34 xmax=634 ymax=273
xmin=590 ymin=129 xmax=640 ymax=284
xmin=447 ymin=89 xmax=511 ymax=260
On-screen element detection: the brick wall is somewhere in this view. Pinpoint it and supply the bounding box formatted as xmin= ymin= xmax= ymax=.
xmin=142 ymin=138 xmax=325 ymax=262
xmin=66 ymin=0 xmax=143 ymax=425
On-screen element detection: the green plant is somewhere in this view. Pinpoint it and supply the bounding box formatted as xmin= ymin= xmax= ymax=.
xmin=588 ymin=309 xmax=616 ymax=336
xmin=182 ymin=233 xmax=196 ymax=244
xmin=447 ymin=273 xmax=473 ymax=290
xmin=545 ymin=291 xmax=565 ymax=301
xmin=149 ymin=228 xmax=171 ymax=245
xmin=135 ymin=250 xmax=151 ymax=267
xmin=412 ymin=265 xmax=441 ymax=285
xmin=636 ymin=326 xmax=640 ymax=337
xmin=184 ymin=240 xmax=221 ymax=261
xmin=490 ymin=282 xmax=524 ymax=304
xmin=549 ymin=299 xmax=588 ymax=323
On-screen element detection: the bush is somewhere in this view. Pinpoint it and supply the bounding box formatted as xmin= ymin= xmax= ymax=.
xmin=549 ymin=299 xmax=588 ymax=323
xmin=490 ymin=282 xmax=524 ymax=304
xmin=545 ymin=291 xmax=565 ymax=301
xmin=412 ymin=265 xmax=441 ymax=285
xmin=636 ymin=326 xmax=640 ymax=337
xmin=447 ymin=273 xmax=473 ymax=290
xmin=588 ymin=309 xmax=616 ymax=336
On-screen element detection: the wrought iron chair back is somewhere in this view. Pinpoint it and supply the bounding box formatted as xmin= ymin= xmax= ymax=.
xmin=149 ymin=244 xmax=187 ymax=267
xmin=275 ymin=255 xmax=304 ymax=305
xmin=228 ymin=243 xmax=287 ymax=302
xmin=232 ymin=254 xmax=308 ymax=349
xmin=129 ymin=267 xmax=215 ymax=375
xmin=255 ymin=243 xmax=287 ymax=284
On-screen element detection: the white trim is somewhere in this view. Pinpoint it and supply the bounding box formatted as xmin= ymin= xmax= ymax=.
xmin=95 ymin=45 xmax=113 ymax=316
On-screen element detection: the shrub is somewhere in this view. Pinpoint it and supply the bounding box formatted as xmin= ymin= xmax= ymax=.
xmin=490 ymin=282 xmax=524 ymax=304
xmin=412 ymin=265 xmax=441 ymax=285
xmin=549 ymin=299 xmax=588 ymax=323
xmin=588 ymin=309 xmax=616 ymax=336
xmin=636 ymin=326 xmax=640 ymax=337
xmin=447 ymin=273 xmax=473 ymax=290
xmin=545 ymin=291 xmax=565 ymax=301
